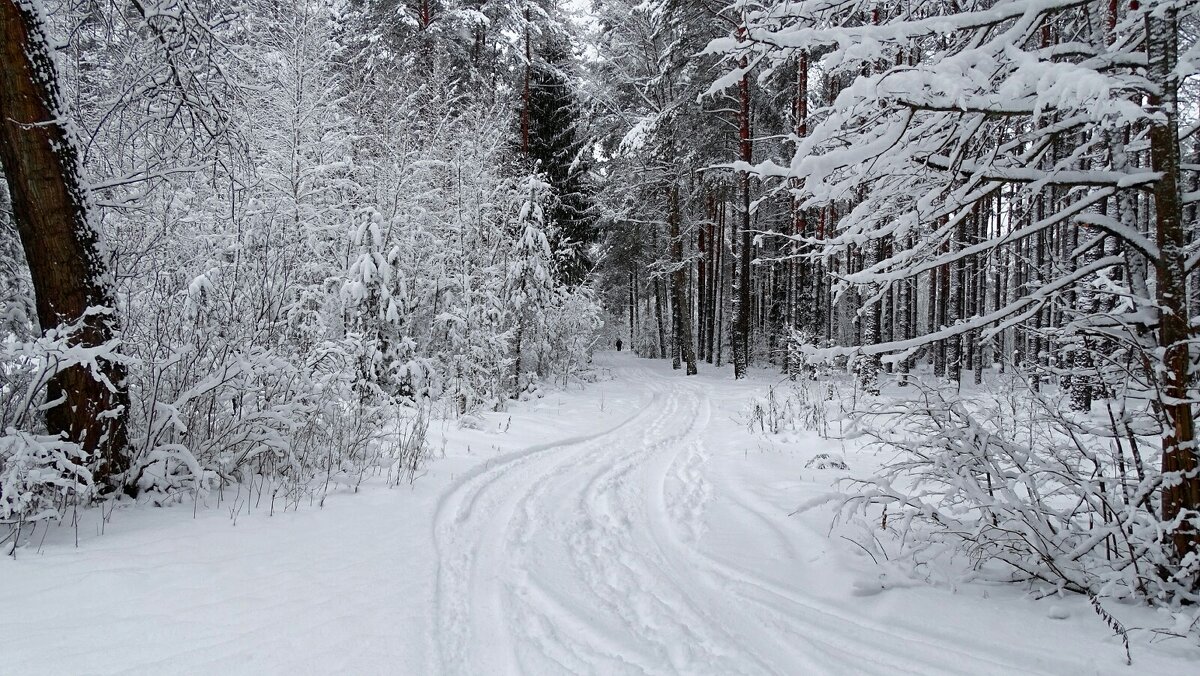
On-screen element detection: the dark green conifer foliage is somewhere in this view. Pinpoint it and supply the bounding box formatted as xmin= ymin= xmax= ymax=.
xmin=525 ymin=38 xmax=596 ymax=285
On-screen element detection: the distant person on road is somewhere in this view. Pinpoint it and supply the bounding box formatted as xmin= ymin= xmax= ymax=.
xmin=616 ymin=338 xmax=623 ymax=352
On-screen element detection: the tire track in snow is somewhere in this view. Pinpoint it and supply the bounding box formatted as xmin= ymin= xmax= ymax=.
xmin=432 ymin=376 xmax=664 ymax=675
xmin=431 ymin=365 xmax=1074 ymax=675
xmin=431 ymin=370 xmax=766 ymax=674
xmin=652 ymin=381 xmax=1085 ymax=676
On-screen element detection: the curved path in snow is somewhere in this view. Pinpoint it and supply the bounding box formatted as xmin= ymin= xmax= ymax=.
xmin=3 ymin=356 xmax=1184 ymax=674
xmin=429 ymin=362 xmax=1065 ymax=676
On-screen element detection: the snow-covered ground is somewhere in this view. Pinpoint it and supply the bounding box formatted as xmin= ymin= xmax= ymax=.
xmin=2 ymin=352 xmax=1197 ymax=675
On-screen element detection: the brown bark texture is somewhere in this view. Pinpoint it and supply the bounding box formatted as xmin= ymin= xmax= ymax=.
xmin=0 ymin=0 xmax=130 ymax=487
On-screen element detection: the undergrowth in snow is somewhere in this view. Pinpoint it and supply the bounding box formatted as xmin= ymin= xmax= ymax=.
xmin=2 ymin=355 xmax=1199 ymax=673
xmin=747 ymin=368 xmax=1200 ymax=654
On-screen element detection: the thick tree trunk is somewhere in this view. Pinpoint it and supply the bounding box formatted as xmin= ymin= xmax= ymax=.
xmin=0 ymin=0 xmax=130 ymax=488
xmin=1147 ymin=9 xmax=1199 ymax=572
xmin=1071 ymin=209 xmax=1098 ymax=411
xmin=947 ymin=218 xmax=963 ymax=385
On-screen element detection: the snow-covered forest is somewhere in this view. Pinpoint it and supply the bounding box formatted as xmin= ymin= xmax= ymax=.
xmin=3 ymin=0 xmax=1200 ymax=672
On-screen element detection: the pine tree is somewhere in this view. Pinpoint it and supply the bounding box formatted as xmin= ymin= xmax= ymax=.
xmin=524 ymin=35 xmax=597 ymax=285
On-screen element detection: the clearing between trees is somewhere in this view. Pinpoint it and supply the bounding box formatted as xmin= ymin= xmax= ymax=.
xmin=2 ymin=353 xmax=1195 ymax=674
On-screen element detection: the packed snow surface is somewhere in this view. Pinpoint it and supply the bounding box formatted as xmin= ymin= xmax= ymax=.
xmin=2 ymin=353 xmax=1196 ymax=674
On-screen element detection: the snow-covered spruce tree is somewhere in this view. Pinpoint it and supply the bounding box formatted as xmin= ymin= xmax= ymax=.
xmin=524 ymin=32 xmax=599 ymax=285
xmin=507 ymin=175 xmax=558 ymax=398
xmin=713 ymin=0 xmax=1200 ymax=598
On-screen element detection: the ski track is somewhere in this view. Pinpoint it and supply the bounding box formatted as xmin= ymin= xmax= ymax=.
xmin=429 ymin=365 xmax=1073 ymax=676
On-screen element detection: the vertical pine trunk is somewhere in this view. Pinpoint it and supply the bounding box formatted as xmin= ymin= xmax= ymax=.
xmin=650 ymin=225 xmax=668 ymax=359
xmin=627 ymin=270 xmax=636 ymax=353
xmin=696 ymin=202 xmax=707 ymax=361
xmin=896 ymin=237 xmax=912 ymax=386
xmin=1006 ymin=200 xmax=1024 ymax=371
xmin=520 ymin=10 xmax=531 ymax=154
xmin=0 ymin=0 xmax=130 ymax=488
xmin=880 ymin=239 xmax=893 ymax=360
xmin=1032 ymin=209 xmax=1048 ymax=391
xmin=706 ymin=196 xmax=720 ymax=363
xmin=1071 ymin=206 xmax=1098 ymax=411
xmin=669 ymin=189 xmax=680 ymax=371
xmin=1147 ymin=8 xmax=1199 ymax=572
xmin=971 ymin=208 xmax=985 ymax=385
xmin=857 ymin=238 xmax=881 ymax=394
xmin=731 ymin=30 xmax=752 ymax=379
xmin=654 ymin=277 xmax=667 ymax=359
xmin=947 ymin=217 xmax=963 ymax=385
xmin=669 ymin=185 xmax=697 ymax=375
xmin=934 ymin=234 xmax=949 ymax=377
xmin=828 ymin=206 xmax=840 ymax=347
xmin=788 ymin=51 xmax=810 ymax=375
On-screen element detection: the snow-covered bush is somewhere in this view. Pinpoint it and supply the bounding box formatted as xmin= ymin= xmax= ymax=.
xmin=544 ymin=285 xmax=604 ymax=387
xmin=0 ymin=322 xmax=127 ymax=539
xmin=832 ymin=379 xmax=1199 ymax=607
xmin=0 ymin=431 xmax=91 ymax=530
xmin=0 ymin=0 xmax=603 ymax=543
xmin=746 ymin=380 xmax=837 ymax=438
xmin=508 ymin=175 xmax=559 ymax=398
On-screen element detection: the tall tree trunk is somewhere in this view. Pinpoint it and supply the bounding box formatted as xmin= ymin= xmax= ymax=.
xmin=706 ymin=197 xmax=717 ymax=362
xmin=712 ymin=195 xmax=725 ymax=365
xmin=896 ymin=237 xmax=912 ymax=386
xmin=857 ymin=239 xmax=881 ymax=394
xmin=947 ymin=217 xmax=963 ymax=385
xmin=0 ymin=0 xmax=130 ymax=488
xmin=934 ymin=234 xmax=949 ymax=377
xmin=715 ymin=211 xmax=726 ymax=367
xmin=1147 ymin=8 xmax=1199 ymax=572
xmin=669 ymin=185 xmax=698 ymax=375
xmin=520 ymin=9 xmax=531 ymax=155
xmin=787 ymin=51 xmax=810 ymax=376
xmin=627 ymin=269 xmax=636 ymax=353
xmin=696 ymin=201 xmax=708 ymax=360
xmin=732 ymin=32 xmax=753 ymax=379
xmin=970 ymin=208 xmax=985 ymax=385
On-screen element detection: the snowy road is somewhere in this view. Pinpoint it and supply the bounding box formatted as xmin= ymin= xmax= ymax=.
xmin=429 ymin=361 xmax=1121 ymax=676
xmin=3 ymin=354 xmax=1195 ymax=675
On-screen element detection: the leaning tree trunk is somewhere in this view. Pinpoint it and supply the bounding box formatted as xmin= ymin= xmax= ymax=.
xmin=0 ymin=0 xmax=130 ymax=488
xmin=1147 ymin=8 xmax=1199 ymax=572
